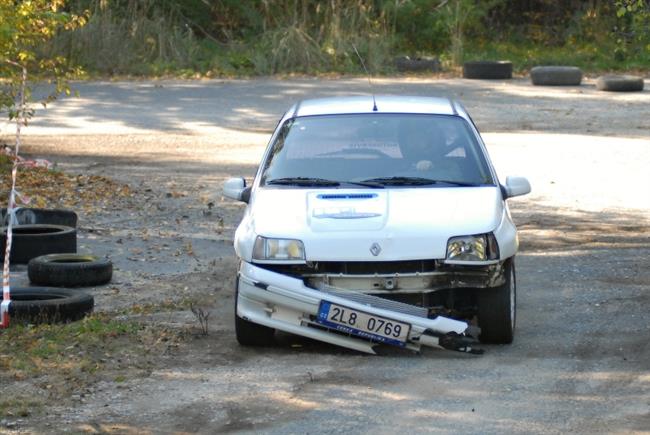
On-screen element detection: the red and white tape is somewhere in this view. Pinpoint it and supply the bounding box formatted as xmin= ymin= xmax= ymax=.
xmin=1 ymin=152 xmax=18 ymax=328
xmin=1 ymin=62 xmax=27 ymax=329
xmin=2 ymin=146 xmax=51 ymax=170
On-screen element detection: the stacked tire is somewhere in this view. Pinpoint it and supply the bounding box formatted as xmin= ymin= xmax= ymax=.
xmin=1 ymin=208 xmax=112 ymax=324
xmin=1 ymin=208 xmax=78 ymax=263
xmin=1 ymin=224 xmax=76 ymax=263
xmin=1 ymin=207 xmax=77 ymax=227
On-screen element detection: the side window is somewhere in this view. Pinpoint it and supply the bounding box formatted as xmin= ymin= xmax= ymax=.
xmin=260 ymin=119 xmax=293 ymax=182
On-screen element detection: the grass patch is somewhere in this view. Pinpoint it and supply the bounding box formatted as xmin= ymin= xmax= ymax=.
xmin=463 ymin=40 xmax=650 ymax=73
xmin=0 ymin=314 xmax=141 ymax=379
xmin=0 ymin=314 xmax=183 ymax=388
xmin=51 ymin=38 xmax=650 ymax=79
xmin=0 ymin=397 xmax=43 ymax=418
xmin=0 ymin=313 xmax=186 ymax=408
xmin=0 ymin=314 xmax=172 ymax=418
xmin=0 ymin=313 xmax=183 ymax=382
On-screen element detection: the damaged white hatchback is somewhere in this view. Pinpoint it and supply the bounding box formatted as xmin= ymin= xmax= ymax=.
xmin=223 ymin=96 xmax=530 ymax=355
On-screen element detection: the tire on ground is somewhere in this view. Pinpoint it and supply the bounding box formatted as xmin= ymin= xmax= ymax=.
xmin=2 ymin=287 xmax=94 ymax=323
xmin=530 ymin=66 xmax=582 ymax=86
xmin=235 ymin=281 xmax=275 ymax=346
xmin=1 ymin=208 xmax=78 ymax=227
xmin=596 ymin=75 xmax=644 ymax=92
xmin=463 ymin=61 xmax=513 ymax=79
xmin=476 ymin=259 xmax=516 ymax=344
xmin=28 ymin=253 xmax=113 ymax=287
xmin=1 ymin=224 xmax=76 ymax=264
xmin=394 ymin=56 xmax=441 ymax=73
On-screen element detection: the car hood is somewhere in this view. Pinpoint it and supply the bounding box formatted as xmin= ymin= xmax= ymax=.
xmin=243 ymin=187 xmax=504 ymax=261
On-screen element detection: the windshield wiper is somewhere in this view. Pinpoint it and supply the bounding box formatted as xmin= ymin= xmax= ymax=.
xmin=266 ymin=177 xmax=340 ymax=187
xmin=360 ymin=177 xmax=484 ymax=187
xmin=340 ymin=180 xmax=385 ymax=189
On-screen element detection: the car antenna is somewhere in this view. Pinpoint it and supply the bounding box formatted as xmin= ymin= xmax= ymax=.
xmin=352 ymin=43 xmax=378 ymax=112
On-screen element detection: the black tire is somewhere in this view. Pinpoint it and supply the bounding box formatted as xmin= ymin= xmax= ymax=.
xmin=28 ymin=253 xmax=112 ymax=287
xmin=395 ymin=56 xmax=441 ymax=72
xmin=530 ymin=66 xmax=582 ymax=86
xmin=234 ymin=280 xmax=275 ymax=346
xmin=1 ymin=208 xmax=77 ymax=228
xmin=596 ymin=75 xmax=644 ymax=92
xmin=2 ymin=287 xmax=94 ymax=323
xmin=463 ymin=61 xmax=513 ymax=79
xmin=477 ymin=259 xmax=516 ymax=344
xmin=1 ymin=224 xmax=77 ymax=264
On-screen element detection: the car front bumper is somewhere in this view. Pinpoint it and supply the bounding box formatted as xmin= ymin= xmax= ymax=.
xmin=237 ymin=261 xmax=481 ymax=354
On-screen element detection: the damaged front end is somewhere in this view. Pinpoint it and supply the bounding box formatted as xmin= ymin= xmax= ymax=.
xmin=262 ymin=259 xmax=506 ymax=317
xmin=236 ymin=261 xmax=500 ymax=355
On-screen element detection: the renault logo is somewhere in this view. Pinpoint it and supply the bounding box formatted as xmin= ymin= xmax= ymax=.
xmin=370 ymin=242 xmax=382 ymax=256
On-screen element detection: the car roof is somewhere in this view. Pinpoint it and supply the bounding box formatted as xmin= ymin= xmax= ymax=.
xmin=292 ymin=95 xmax=459 ymax=117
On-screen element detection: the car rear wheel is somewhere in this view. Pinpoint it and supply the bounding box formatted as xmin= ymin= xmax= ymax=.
xmin=477 ymin=259 xmax=516 ymax=344
xmin=234 ymin=280 xmax=276 ymax=346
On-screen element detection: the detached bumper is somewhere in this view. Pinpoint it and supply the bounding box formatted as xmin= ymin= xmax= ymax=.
xmin=237 ymin=262 xmax=481 ymax=354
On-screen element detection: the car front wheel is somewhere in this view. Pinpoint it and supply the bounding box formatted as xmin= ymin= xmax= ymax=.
xmin=234 ymin=280 xmax=276 ymax=346
xmin=477 ymin=259 xmax=516 ymax=344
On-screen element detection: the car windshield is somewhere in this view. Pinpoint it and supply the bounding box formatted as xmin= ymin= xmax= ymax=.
xmin=260 ymin=114 xmax=494 ymax=187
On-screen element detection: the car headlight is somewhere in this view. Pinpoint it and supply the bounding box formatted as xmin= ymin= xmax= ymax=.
xmin=253 ymin=236 xmax=305 ymax=261
xmin=446 ymin=233 xmax=499 ymax=262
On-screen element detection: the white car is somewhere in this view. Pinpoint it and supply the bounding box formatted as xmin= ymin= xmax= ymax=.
xmin=224 ymin=96 xmax=530 ymax=354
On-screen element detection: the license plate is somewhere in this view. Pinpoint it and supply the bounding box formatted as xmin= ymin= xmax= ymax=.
xmin=316 ymin=301 xmax=411 ymax=347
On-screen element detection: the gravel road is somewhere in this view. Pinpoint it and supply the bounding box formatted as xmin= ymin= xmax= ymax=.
xmin=1 ymin=76 xmax=649 ymax=434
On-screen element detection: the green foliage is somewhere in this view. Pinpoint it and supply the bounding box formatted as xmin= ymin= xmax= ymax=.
xmin=47 ymin=0 xmax=204 ymax=75
xmin=0 ymin=0 xmax=87 ymax=120
xmin=31 ymin=1 xmax=650 ymax=76
xmin=389 ymin=0 xmax=449 ymax=54
xmin=613 ymin=0 xmax=650 ymax=61
xmin=249 ymin=1 xmax=393 ymax=74
xmin=438 ymin=0 xmax=505 ymax=65
xmin=616 ymin=0 xmax=649 ymax=17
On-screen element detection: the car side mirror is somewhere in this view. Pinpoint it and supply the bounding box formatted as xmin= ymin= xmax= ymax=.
xmin=223 ymin=177 xmax=251 ymax=203
xmin=502 ymin=176 xmax=531 ymax=199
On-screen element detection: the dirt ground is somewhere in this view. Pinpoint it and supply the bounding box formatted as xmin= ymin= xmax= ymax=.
xmin=1 ymin=76 xmax=649 ymax=434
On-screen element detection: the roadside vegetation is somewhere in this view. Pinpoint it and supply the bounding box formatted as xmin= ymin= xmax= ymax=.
xmin=0 ymin=314 xmax=187 ymax=418
xmin=44 ymin=0 xmax=650 ymax=77
xmin=0 ymin=151 xmax=131 ymax=212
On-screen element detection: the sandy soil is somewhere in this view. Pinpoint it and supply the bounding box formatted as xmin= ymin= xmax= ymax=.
xmin=1 ymin=76 xmax=649 ymax=434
